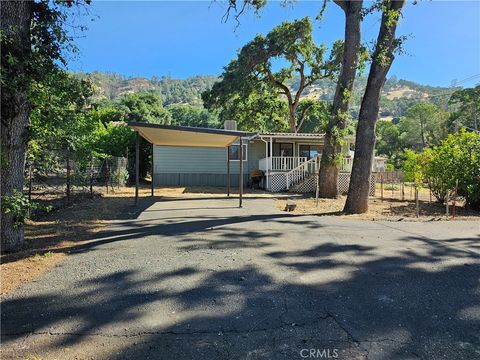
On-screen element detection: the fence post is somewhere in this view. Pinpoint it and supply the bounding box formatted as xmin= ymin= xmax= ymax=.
xmin=135 ymin=132 xmax=140 ymax=206
xmin=452 ymin=180 xmax=458 ymax=219
xmin=401 ymin=182 xmax=405 ymax=201
xmin=415 ymin=183 xmax=419 ymax=218
xmin=66 ymin=145 xmax=71 ymax=204
xmin=28 ymin=162 xmax=33 ymax=202
xmin=90 ymin=156 xmax=94 ymax=198
xmin=445 ymin=191 xmax=449 ymax=217
xmin=380 ymin=177 xmax=384 ymax=202
xmin=105 ymin=158 xmax=110 ymax=194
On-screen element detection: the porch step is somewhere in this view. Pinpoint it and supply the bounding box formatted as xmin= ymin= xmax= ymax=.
xmin=289 ymin=174 xmax=317 ymax=193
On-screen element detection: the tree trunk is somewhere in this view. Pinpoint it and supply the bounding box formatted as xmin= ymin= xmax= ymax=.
xmin=1 ymin=1 xmax=33 ymax=252
xmin=344 ymin=0 xmax=405 ymax=214
xmin=288 ymin=106 xmax=296 ymax=133
xmin=318 ymin=0 xmax=363 ymax=198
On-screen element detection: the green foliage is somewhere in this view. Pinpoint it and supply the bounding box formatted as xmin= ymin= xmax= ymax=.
xmin=112 ymin=168 xmax=130 ymax=187
xmin=401 ymin=150 xmax=423 ymax=183
xmin=376 ymin=103 xmax=451 ymax=168
xmin=296 ymin=99 xmax=331 ymax=133
xmin=398 ymin=103 xmax=449 ymax=150
xmin=423 ymin=130 xmax=480 ymax=209
xmin=1 ymin=190 xmax=38 ymax=228
xmin=29 ymin=70 xmax=99 ymax=176
xmin=216 ymin=89 xmax=290 ymax=132
xmin=449 ymin=85 xmax=480 ymax=131
xmin=375 ymin=120 xmax=401 ymax=157
xmin=113 ymin=92 xmax=171 ymax=124
xmin=203 ymin=17 xmax=340 ymax=132
xmin=94 ymin=122 xmax=135 ymax=158
xmin=168 ymin=104 xmax=221 ymax=128
xmin=76 ymin=72 xmax=218 ymax=105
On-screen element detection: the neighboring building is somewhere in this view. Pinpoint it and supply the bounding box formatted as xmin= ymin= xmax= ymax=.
xmin=150 ymin=124 xmax=383 ymax=194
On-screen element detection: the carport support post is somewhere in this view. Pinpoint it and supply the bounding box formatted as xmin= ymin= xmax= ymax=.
xmin=151 ymin=143 xmax=154 ymax=197
xmin=135 ymin=131 xmax=139 ymax=206
xmin=227 ymin=146 xmax=230 ymax=197
xmin=239 ymin=137 xmax=243 ymax=208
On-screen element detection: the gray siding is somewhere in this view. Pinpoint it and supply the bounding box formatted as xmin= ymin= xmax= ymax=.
xmin=154 ymin=173 xmax=249 ymax=187
xmin=153 ymin=144 xmax=261 ymax=187
xmin=249 ymin=140 xmax=266 ymax=172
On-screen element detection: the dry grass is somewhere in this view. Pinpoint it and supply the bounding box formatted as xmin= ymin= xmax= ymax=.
xmin=277 ymin=195 xmax=480 ymax=221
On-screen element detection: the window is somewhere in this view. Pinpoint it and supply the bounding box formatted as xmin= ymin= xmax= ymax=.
xmin=299 ymin=145 xmax=322 ymax=160
xmin=229 ymin=144 xmax=247 ymax=161
xmin=268 ymin=142 xmax=293 ymax=157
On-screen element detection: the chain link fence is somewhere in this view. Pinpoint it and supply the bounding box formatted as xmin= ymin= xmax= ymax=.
xmin=25 ymin=151 xmax=129 ymax=213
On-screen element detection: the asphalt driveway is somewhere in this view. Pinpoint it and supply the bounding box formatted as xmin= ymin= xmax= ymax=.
xmin=1 ymin=197 xmax=479 ymax=360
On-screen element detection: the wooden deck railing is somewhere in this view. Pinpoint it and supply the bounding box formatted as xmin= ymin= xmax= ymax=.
xmin=259 ymin=156 xmax=308 ymax=171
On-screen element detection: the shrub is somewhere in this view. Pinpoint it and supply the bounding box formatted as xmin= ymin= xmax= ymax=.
xmin=402 ymin=150 xmax=423 ymax=183
xmin=424 ymin=130 xmax=480 ymax=209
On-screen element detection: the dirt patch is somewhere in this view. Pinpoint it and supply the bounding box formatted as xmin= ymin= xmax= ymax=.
xmin=277 ymin=195 xmax=480 ymax=221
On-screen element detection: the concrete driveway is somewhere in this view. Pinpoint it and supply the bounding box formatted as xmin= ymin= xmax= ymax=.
xmin=1 ymin=197 xmax=479 ymax=360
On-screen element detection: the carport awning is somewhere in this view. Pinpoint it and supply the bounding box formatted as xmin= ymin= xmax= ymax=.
xmin=128 ymin=122 xmax=253 ymax=148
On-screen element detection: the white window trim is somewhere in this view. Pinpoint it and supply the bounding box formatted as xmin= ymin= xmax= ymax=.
xmin=228 ymin=143 xmax=248 ymax=162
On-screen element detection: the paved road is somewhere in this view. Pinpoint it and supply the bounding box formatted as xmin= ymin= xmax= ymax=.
xmin=1 ymin=197 xmax=479 ymax=360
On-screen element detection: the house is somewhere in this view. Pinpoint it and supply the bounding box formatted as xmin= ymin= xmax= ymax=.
xmin=130 ymin=122 xmax=381 ymax=195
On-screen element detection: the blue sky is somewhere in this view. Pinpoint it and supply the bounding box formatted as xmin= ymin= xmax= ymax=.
xmin=67 ymin=1 xmax=480 ymax=87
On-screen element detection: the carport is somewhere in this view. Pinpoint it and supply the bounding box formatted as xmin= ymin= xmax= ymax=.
xmin=128 ymin=122 xmax=253 ymax=208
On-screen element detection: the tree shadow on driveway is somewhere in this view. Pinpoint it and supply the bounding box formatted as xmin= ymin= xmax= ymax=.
xmin=1 ymin=200 xmax=479 ymax=359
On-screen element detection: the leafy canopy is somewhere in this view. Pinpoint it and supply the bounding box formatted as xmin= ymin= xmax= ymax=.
xmin=203 ymin=17 xmax=342 ymax=132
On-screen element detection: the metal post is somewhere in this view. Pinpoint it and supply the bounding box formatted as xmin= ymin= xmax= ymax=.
xmin=269 ymin=137 xmax=273 ymax=174
xmin=415 ymin=184 xmax=419 ymax=218
xmin=135 ymin=131 xmax=139 ymax=206
xmin=151 ymin=143 xmax=154 ymax=197
xmin=227 ymin=146 xmax=230 ymax=197
xmin=239 ymin=138 xmax=243 ymax=208
xmin=453 ymin=179 xmax=458 ymax=219
xmin=380 ymin=177 xmax=384 ymax=202
xmin=445 ymin=191 xmax=449 ymax=216
xmin=264 ymin=139 xmax=269 ymax=190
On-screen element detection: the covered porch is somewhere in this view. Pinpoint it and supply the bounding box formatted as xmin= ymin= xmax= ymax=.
xmin=253 ymin=133 xmax=353 ymax=191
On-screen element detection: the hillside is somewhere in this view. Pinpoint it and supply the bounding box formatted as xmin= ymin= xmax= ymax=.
xmin=75 ymin=71 xmax=218 ymax=106
xmin=77 ymin=71 xmax=456 ymax=120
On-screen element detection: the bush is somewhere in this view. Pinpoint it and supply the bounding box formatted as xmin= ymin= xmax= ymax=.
xmin=402 ymin=150 xmax=423 ymax=183
xmin=416 ymin=130 xmax=480 ymax=209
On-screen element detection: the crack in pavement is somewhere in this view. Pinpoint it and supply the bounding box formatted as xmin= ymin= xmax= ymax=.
xmin=2 ymin=312 xmax=353 ymax=340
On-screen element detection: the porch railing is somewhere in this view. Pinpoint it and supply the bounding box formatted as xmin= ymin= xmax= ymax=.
xmin=340 ymin=157 xmax=353 ymax=172
xmin=286 ymin=154 xmax=321 ymax=190
xmin=340 ymin=157 xmax=386 ymax=173
xmin=259 ymin=156 xmax=307 ymax=171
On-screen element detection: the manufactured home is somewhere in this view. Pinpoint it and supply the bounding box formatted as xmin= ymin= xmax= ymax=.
xmin=130 ymin=122 xmax=383 ymax=194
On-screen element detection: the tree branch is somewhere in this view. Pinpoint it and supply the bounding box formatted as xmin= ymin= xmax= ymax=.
xmin=295 ymin=103 xmax=314 ymax=133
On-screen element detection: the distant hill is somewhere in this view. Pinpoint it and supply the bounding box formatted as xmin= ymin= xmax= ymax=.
xmin=75 ymin=71 xmax=218 ymax=106
xmin=77 ymin=71 xmax=457 ymax=120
